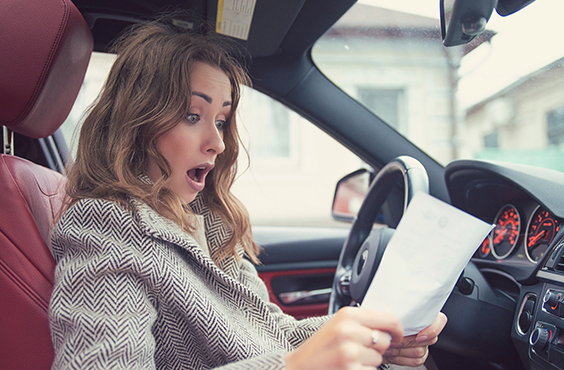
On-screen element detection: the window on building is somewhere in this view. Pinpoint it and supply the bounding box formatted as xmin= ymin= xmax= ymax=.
xmin=484 ymin=130 xmax=499 ymax=148
xmin=357 ymin=88 xmax=404 ymax=131
xmin=547 ymin=107 xmax=564 ymax=146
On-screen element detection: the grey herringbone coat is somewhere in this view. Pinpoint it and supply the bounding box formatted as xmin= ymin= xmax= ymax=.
xmin=49 ymin=195 xmax=329 ymax=369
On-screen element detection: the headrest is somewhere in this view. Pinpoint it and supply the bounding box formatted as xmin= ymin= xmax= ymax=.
xmin=0 ymin=0 xmax=93 ymax=139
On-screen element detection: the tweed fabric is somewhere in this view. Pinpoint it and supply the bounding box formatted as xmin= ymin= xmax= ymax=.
xmin=49 ymin=195 xmax=329 ymax=369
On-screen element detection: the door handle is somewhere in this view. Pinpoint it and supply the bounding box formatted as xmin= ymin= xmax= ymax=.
xmin=278 ymin=288 xmax=332 ymax=305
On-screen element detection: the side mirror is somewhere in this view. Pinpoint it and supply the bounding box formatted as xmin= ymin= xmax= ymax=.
xmin=332 ymin=169 xmax=372 ymax=222
xmin=440 ymin=0 xmax=496 ymax=46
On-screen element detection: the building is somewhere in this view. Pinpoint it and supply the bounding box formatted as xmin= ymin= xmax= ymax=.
xmin=464 ymin=57 xmax=564 ymax=171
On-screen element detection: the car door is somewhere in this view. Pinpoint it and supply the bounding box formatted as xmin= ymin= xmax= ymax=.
xmin=254 ymin=226 xmax=346 ymax=318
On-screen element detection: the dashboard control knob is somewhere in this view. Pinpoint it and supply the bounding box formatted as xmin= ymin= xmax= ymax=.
xmin=543 ymin=291 xmax=560 ymax=309
xmin=530 ymin=328 xmax=550 ymax=352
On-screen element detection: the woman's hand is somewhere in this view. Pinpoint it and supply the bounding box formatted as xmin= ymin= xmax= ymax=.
xmin=286 ymin=306 xmax=404 ymax=370
xmin=382 ymin=312 xmax=448 ymax=367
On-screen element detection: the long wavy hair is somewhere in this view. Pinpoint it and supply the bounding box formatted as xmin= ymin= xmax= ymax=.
xmin=64 ymin=19 xmax=260 ymax=263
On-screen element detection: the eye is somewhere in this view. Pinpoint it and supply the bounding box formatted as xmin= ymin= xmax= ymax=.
xmin=215 ymin=119 xmax=228 ymax=131
xmin=186 ymin=113 xmax=200 ymax=124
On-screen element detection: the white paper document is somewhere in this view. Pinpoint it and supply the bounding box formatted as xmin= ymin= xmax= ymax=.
xmin=361 ymin=192 xmax=494 ymax=335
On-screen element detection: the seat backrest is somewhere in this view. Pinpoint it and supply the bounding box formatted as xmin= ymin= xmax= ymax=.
xmin=0 ymin=156 xmax=65 ymax=369
xmin=0 ymin=0 xmax=92 ymax=368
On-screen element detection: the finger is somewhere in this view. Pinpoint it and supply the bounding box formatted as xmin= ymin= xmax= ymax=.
xmin=416 ymin=312 xmax=447 ymax=342
xmin=356 ymin=345 xmax=384 ymax=368
xmin=349 ymin=308 xmax=404 ymax=343
xmin=384 ymin=355 xmax=427 ymax=368
xmin=335 ymin=341 xmax=384 ymax=368
xmin=385 ymin=345 xmax=428 ymax=359
xmin=414 ymin=336 xmax=438 ymax=346
xmin=398 ymin=334 xmax=437 ymax=348
xmin=366 ymin=329 xmax=392 ymax=353
xmin=384 ymin=346 xmax=429 ymax=367
xmin=335 ymin=307 xmax=404 ymax=344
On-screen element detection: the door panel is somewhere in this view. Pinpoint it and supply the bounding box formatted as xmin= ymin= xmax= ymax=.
xmin=253 ymin=226 xmax=348 ymax=318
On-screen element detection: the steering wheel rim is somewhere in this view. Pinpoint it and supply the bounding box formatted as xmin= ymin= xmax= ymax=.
xmin=328 ymin=156 xmax=429 ymax=314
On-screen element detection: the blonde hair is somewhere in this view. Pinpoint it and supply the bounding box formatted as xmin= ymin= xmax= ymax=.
xmin=64 ymin=20 xmax=260 ymax=263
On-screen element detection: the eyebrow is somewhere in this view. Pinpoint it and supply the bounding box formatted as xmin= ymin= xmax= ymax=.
xmin=192 ymin=91 xmax=231 ymax=107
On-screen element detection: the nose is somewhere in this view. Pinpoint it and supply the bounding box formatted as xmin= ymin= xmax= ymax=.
xmin=203 ymin=121 xmax=225 ymax=155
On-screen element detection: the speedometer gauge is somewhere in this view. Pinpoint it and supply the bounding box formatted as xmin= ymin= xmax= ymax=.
xmin=491 ymin=204 xmax=521 ymax=260
xmin=526 ymin=206 xmax=560 ymax=263
xmin=479 ymin=236 xmax=491 ymax=258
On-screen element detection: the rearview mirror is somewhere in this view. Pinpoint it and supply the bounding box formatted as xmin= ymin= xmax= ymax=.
xmin=440 ymin=0 xmax=537 ymax=46
xmin=496 ymin=0 xmax=536 ymax=16
xmin=440 ymin=0 xmax=496 ymax=46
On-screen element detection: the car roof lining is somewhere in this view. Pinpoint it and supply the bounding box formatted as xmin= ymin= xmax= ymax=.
xmin=75 ymin=0 xmax=328 ymax=58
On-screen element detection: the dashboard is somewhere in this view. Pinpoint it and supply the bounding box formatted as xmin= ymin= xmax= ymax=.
xmin=444 ymin=159 xmax=564 ymax=370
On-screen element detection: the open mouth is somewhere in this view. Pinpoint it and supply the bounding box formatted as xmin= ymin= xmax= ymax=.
xmin=187 ymin=167 xmax=204 ymax=183
xmin=187 ymin=163 xmax=213 ymax=184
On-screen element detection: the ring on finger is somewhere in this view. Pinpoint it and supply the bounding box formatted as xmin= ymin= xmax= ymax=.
xmin=371 ymin=330 xmax=379 ymax=345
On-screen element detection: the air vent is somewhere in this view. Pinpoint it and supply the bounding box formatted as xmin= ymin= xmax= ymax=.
xmin=517 ymin=293 xmax=536 ymax=335
xmin=556 ymin=255 xmax=564 ymax=272
xmin=544 ymin=238 xmax=564 ymax=273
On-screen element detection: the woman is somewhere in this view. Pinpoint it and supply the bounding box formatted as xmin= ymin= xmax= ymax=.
xmin=49 ymin=19 xmax=446 ymax=370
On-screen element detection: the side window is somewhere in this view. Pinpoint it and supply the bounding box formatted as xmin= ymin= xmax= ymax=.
xmin=59 ymin=52 xmax=365 ymax=228
xmin=245 ymin=94 xmax=291 ymax=159
xmin=234 ymin=87 xmax=364 ymax=227
xmin=60 ymin=52 xmax=116 ymax=154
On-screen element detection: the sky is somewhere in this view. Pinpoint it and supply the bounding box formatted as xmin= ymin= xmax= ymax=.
xmin=359 ymin=0 xmax=440 ymax=18
xmin=360 ymin=0 xmax=564 ymax=107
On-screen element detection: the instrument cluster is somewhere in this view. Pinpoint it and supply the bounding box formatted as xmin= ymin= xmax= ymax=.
xmin=478 ymin=203 xmax=561 ymax=264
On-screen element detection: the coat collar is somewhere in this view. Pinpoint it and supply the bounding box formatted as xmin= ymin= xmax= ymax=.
xmin=129 ymin=191 xmax=242 ymax=280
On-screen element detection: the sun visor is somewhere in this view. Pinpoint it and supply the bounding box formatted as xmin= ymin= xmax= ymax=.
xmin=209 ymin=0 xmax=306 ymax=57
xmin=215 ymin=0 xmax=257 ymax=40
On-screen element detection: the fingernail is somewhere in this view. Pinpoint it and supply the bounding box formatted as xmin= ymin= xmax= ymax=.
xmin=416 ymin=335 xmax=429 ymax=342
xmin=384 ymin=350 xmax=392 ymax=356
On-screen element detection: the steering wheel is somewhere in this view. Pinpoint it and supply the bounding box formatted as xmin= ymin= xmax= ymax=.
xmin=328 ymin=156 xmax=429 ymax=314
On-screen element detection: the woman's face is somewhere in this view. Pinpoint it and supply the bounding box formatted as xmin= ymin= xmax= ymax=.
xmin=146 ymin=62 xmax=231 ymax=203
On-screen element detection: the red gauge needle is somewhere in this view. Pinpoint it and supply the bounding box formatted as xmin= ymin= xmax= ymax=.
xmin=494 ymin=228 xmax=507 ymax=243
xmin=529 ymin=230 xmax=546 ymax=246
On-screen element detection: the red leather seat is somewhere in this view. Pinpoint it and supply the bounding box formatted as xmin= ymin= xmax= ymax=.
xmin=0 ymin=0 xmax=92 ymax=368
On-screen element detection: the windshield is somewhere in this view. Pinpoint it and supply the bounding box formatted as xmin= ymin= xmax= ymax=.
xmin=312 ymin=0 xmax=564 ymax=171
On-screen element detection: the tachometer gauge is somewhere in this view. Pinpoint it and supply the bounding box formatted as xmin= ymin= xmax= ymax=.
xmin=526 ymin=206 xmax=560 ymax=263
xmin=491 ymin=204 xmax=521 ymax=260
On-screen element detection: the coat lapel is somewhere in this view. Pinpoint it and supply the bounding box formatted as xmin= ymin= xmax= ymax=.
xmin=129 ymin=195 xmax=242 ymax=281
xmin=128 ymin=195 xmax=291 ymax=350
xmin=188 ymin=194 xmax=244 ymax=279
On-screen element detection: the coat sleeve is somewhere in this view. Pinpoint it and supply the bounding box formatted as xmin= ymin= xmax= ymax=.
xmin=239 ymin=259 xmax=331 ymax=348
xmin=49 ymin=199 xmax=159 ymax=370
xmin=50 ymin=200 xmax=294 ymax=370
